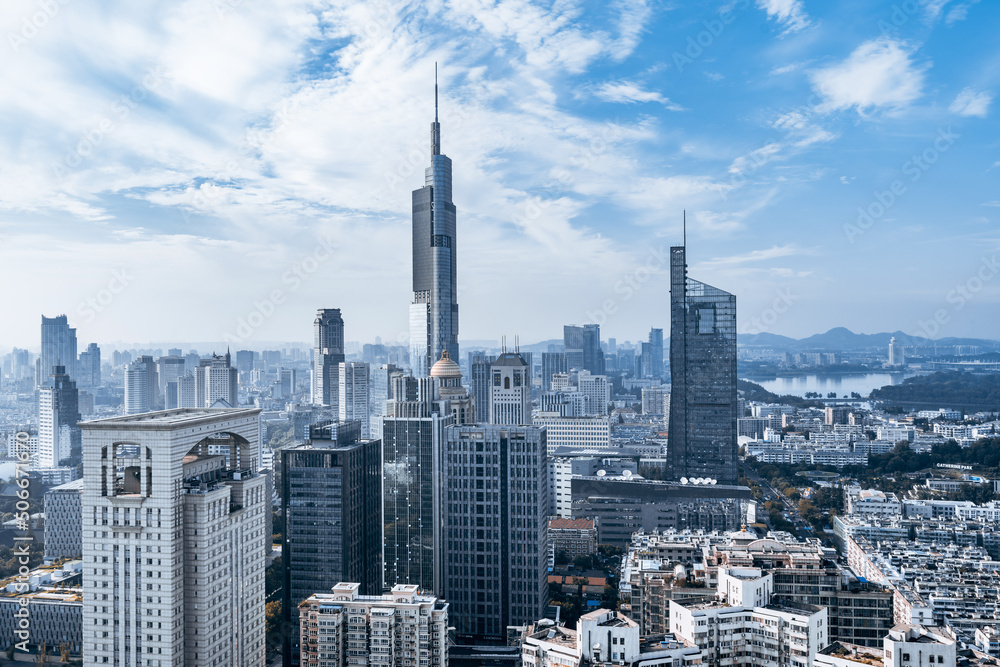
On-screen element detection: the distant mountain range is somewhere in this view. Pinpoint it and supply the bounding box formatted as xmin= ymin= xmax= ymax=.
xmin=475 ymin=328 xmax=1000 ymax=356
xmin=739 ymin=327 xmax=1000 ymax=352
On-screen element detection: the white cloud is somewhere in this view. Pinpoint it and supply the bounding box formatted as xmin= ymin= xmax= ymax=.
xmin=594 ymin=81 xmax=685 ymax=110
xmin=810 ymin=38 xmax=928 ymax=114
xmin=756 ymin=0 xmax=811 ymax=33
xmin=949 ymin=87 xmax=992 ymax=118
xmin=945 ymin=1 xmax=980 ymax=24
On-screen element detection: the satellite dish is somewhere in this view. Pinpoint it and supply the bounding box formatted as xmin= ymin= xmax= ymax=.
xmin=596 ymin=469 xmax=606 ymax=477
xmin=680 ymin=477 xmax=689 ymax=484
xmin=710 ymin=478 xmax=718 ymax=485
xmin=623 ymin=470 xmax=633 ymax=479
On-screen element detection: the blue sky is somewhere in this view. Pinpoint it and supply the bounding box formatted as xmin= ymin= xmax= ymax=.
xmin=0 ymin=0 xmax=997 ymax=350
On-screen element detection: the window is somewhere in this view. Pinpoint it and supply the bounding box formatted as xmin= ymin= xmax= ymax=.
xmin=696 ymin=306 xmax=715 ymax=334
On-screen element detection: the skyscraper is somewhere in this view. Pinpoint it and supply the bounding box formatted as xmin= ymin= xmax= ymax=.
xmin=313 ymin=308 xmax=345 ymax=406
xmin=642 ymin=327 xmax=664 ymax=379
xmin=339 ymin=361 xmax=370 ymax=438
xmin=563 ymin=324 xmax=603 ymax=375
xmin=444 ymin=424 xmax=549 ymax=641
xmin=36 ymin=365 xmax=81 ymax=468
xmin=468 ymin=352 xmax=495 ymax=422
xmin=540 ymin=351 xmax=567 ymax=392
xmin=39 ymin=314 xmax=77 ymax=387
xmin=667 ymin=244 xmax=738 ymax=485
xmin=123 ymin=359 xmax=149 ymax=414
xmin=77 ymin=342 xmax=101 ymax=388
xmin=382 ymin=352 xmax=473 ymax=594
xmin=281 ymin=420 xmax=382 ymax=667
xmin=80 ymin=408 xmax=268 ymax=666
xmin=489 ymin=350 xmax=532 ymax=426
xmin=410 ymin=70 xmax=459 ymax=377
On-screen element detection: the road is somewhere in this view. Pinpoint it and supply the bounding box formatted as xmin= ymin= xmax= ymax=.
xmin=740 ymin=461 xmax=814 ymax=537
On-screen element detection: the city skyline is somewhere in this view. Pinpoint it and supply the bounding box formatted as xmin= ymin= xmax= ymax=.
xmin=1 ymin=1 xmax=997 ymax=348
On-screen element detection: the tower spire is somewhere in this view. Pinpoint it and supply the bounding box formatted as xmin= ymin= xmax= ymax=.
xmin=431 ymin=62 xmax=441 ymax=156
xmin=683 ymin=209 xmax=686 ymax=247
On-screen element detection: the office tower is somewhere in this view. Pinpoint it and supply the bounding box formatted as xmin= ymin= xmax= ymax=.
xmin=563 ymin=324 xmax=604 ymax=375
xmin=298 ymin=583 xmax=449 ymax=667
xmin=468 ymin=352 xmax=495 ymax=422
xmin=607 ymin=337 xmax=617 ymax=355
xmin=235 ymin=349 xmax=255 ymax=376
xmin=382 ymin=352 xmax=473 ymax=594
xmin=642 ymin=327 xmax=664 ymax=379
xmin=123 ymin=359 xmax=149 ymax=414
xmin=383 ymin=411 xmax=453 ymax=593
xmin=576 ymin=370 xmax=611 ymax=416
xmin=136 ymin=355 xmax=160 ymax=409
xmin=39 ymin=314 xmax=77 ymax=386
xmin=37 ymin=365 xmax=82 ymax=467
xmin=183 ymin=351 xmax=200 ymax=374
xmin=369 ymin=363 xmax=401 ymax=437
xmin=888 ymin=336 xmax=904 ymax=366
xmin=281 ymin=421 xmax=382 ymax=667
xmin=410 ymin=73 xmax=459 ymax=377
xmin=11 ymin=347 xmax=32 ymax=381
xmin=77 ymin=342 xmax=101 ymax=387
xmin=444 ymin=424 xmax=549 ymax=641
xmin=668 ymin=244 xmax=738 ymax=485
xmin=339 ymin=361 xmax=370 ymax=438
xmin=489 ymin=350 xmax=531 ymax=425
xmin=198 ymin=351 xmax=238 ymax=407
xmin=176 ymin=373 xmax=197 ymax=408
xmin=80 ymin=408 xmax=267 ymax=666
xmin=313 ymin=308 xmax=345 ymax=406
xmin=44 ymin=478 xmax=83 ymax=559
xmin=540 ymin=352 xmax=567 ymax=392
xmin=157 ymin=354 xmax=185 ymax=397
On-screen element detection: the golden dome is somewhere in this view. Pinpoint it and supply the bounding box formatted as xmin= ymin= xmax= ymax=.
xmin=429 ymin=349 xmax=462 ymax=378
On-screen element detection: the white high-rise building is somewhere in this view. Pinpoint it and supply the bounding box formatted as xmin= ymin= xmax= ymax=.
xmin=888 ymin=336 xmax=905 ymax=367
xmin=298 ymin=583 xmax=449 ymax=667
xmin=123 ymin=360 xmax=149 ymax=415
xmin=339 ymin=361 xmax=370 ymax=439
xmin=532 ymin=414 xmax=611 ymax=453
xmin=80 ymin=408 xmax=268 ymax=666
xmin=176 ymin=374 xmax=197 ymax=408
xmin=577 ymin=371 xmax=611 ymax=416
xmin=489 ymin=351 xmax=531 ymax=425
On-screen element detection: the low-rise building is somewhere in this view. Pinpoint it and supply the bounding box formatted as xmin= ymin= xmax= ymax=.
xmin=0 ymin=560 xmax=83 ymax=655
xmin=298 ymin=582 xmax=448 ymax=667
xmin=670 ymin=599 xmax=828 ymax=667
xmin=549 ymin=517 xmax=598 ymax=559
xmin=43 ymin=478 xmax=83 ymax=560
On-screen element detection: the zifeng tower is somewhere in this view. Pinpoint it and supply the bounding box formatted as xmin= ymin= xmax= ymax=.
xmin=410 ymin=66 xmax=459 ymax=377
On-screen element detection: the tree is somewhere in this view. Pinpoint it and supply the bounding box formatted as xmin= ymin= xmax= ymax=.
xmin=265 ymin=601 xmax=283 ymax=656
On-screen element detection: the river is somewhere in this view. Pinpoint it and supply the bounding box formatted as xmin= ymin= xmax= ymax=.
xmin=746 ymin=372 xmax=917 ymax=398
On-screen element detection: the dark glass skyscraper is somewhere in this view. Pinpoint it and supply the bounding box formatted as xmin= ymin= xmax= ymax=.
xmin=280 ymin=420 xmax=382 ymax=666
xmin=667 ymin=245 xmax=738 ymax=485
xmin=410 ymin=72 xmax=459 ymax=377
xmin=563 ymin=324 xmax=604 ymax=375
xmin=39 ymin=314 xmax=77 ymax=387
xmin=313 ymin=308 xmax=345 ymax=406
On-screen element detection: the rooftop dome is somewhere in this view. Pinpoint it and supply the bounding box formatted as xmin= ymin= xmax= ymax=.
xmin=429 ymin=349 xmax=462 ymax=378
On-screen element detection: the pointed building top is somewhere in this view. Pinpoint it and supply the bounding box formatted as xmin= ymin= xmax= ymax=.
xmin=435 ymin=62 xmax=439 ymax=123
